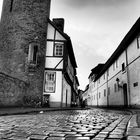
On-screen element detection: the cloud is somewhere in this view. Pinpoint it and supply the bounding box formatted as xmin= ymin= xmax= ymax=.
xmin=63 ymin=0 xmax=132 ymax=9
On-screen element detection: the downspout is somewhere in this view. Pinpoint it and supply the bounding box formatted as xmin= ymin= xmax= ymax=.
xmin=107 ymin=73 xmax=109 ymax=107
xmin=125 ymin=49 xmax=131 ymax=107
xmin=97 ymin=81 xmax=99 ymax=107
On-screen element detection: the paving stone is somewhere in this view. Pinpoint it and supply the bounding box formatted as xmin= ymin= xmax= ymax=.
xmin=29 ymin=134 xmax=48 ymax=140
xmin=84 ymin=133 xmax=96 ymax=137
xmin=127 ymin=136 xmax=140 ymax=140
xmin=108 ymin=134 xmax=124 ymax=139
xmin=95 ymin=134 xmax=108 ymax=138
xmin=91 ymin=138 xmax=105 ymax=140
xmin=127 ymin=128 xmax=140 ymax=136
xmin=65 ymin=136 xmax=90 ymax=140
xmin=47 ymin=137 xmax=65 ymax=140
xmin=49 ymin=133 xmax=65 ymax=137
xmin=65 ymin=134 xmax=82 ymax=137
xmin=63 ymin=132 xmax=77 ymax=135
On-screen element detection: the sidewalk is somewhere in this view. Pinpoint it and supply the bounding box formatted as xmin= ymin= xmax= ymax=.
xmin=0 ymin=106 xmax=88 ymax=116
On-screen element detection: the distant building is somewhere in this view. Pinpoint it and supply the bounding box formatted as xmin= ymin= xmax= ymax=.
xmin=88 ymin=17 xmax=140 ymax=108
xmin=82 ymin=84 xmax=89 ymax=106
xmin=44 ymin=18 xmax=79 ymax=107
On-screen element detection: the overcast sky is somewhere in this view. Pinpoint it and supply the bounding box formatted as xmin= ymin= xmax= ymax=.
xmin=0 ymin=0 xmax=140 ymax=90
xmin=50 ymin=0 xmax=140 ymax=90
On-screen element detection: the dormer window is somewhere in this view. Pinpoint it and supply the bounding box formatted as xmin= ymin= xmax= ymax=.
xmin=54 ymin=43 xmax=63 ymax=56
xmin=28 ymin=43 xmax=39 ymax=65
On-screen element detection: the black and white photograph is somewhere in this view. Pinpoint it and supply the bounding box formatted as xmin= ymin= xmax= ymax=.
xmin=0 ymin=0 xmax=139 ymax=139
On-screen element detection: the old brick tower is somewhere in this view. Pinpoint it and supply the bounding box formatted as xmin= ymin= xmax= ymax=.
xmin=0 ymin=0 xmax=51 ymax=106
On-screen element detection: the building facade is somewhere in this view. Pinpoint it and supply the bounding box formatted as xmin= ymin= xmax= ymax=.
xmin=43 ymin=19 xmax=79 ymax=107
xmin=88 ymin=18 xmax=140 ymax=108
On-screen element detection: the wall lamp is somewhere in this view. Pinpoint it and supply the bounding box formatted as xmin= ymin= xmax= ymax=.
xmin=116 ymin=78 xmax=123 ymax=88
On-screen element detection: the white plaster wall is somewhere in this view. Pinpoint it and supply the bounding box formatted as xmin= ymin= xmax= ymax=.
xmin=45 ymin=57 xmax=63 ymax=69
xmin=128 ymin=55 xmax=140 ymax=106
xmin=47 ymin=23 xmax=55 ymax=39
xmin=98 ymin=84 xmax=107 ymax=106
xmin=62 ymin=77 xmax=71 ymax=107
xmin=55 ymin=30 xmax=66 ymax=40
xmin=108 ymin=74 xmax=125 ymax=106
xmin=127 ymin=38 xmax=140 ymax=64
xmin=46 ymin=41 xmax=53 ymax=56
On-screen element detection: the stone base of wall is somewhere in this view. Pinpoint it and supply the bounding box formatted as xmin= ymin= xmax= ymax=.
xmin=47 ymin=102 xmax=71 ymax=108
xmin=0 ymin=73 xmax=28 ymax=107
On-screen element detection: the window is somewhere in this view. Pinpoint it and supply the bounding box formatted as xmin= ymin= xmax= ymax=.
xmin=45 ymin=72 xmax=56 ymax=92
xmin=114 ymin=83 xmax=117 ymax=92
xmin=107 ymin=69 xmax=109 ymax=76
xmin=134 ymin=82 xmax=138 ymax=87
xmin=103 ymin=74 xmax=105 ymax=79
xmin=54 ymin=43 xmax=63 ymax=56
xmin=122 ymin=63 xmax=125 ymax=72
xmin=116 ymin=59 xmax=118 ymax=68
xmin=98 ymin=78 xmax=100 ymax=84
xmin=10 ymin=0 xmax=14 ymax=12
xmin=28 ymin=43 xmax=38 ymax=65
xmin=104 ymin=89 xmax=106 ymax=97
xmin=113 ymin=63 xmax=115 ymax=71
xmin=108 ymin=87 xmax=110 ymax=95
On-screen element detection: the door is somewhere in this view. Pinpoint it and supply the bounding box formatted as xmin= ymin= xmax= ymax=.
xmin=66 ymin=89 xmax=68 ymax=107
xmin=123 ymin=83 xmax=128 ymax=107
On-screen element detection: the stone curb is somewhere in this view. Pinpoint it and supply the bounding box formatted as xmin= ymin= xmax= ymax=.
xmin=126 ymin=114 xmax=140 ymax=140
xmin=0 ymin=107 xmax=90 ymax=116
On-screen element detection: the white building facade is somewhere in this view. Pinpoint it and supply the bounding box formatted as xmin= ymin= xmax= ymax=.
xmin=43 ymin=19 xmax=78 ymax=107
xmin=88 ymin=18 xmax=140 ymax=108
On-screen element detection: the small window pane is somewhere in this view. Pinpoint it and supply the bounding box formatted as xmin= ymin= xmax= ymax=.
xmin=54 ymin=43 xmax=63 ymax=56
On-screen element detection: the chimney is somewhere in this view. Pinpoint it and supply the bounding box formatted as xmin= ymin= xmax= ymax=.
xmin=53 ymin=18 xmax=64 ymax=32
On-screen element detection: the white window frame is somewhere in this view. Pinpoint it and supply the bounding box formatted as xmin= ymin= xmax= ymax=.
xmin=44 ymin=71 xmax=56 ymax=93
xmin=54 ymin=42 xmax=64 ymax=56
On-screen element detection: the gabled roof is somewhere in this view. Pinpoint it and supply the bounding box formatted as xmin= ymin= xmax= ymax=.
xmin=48 ymin=18 xmax=77 ymax=68
xmin=95 ymin=17 xmax=140 ymax=81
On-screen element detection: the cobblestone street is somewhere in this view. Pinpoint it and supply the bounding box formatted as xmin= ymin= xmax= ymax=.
xmin=0 ymin=108 xmax=136 ymax=140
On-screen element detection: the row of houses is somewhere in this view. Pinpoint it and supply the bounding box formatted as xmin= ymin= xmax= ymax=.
xmin=84 ymin=17 xmax=140 ymax=108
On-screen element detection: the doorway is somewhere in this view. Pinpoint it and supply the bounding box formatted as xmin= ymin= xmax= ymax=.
xmin=66 ymin=89 xmax=68 ymax=107
xmin=123 ymin=83 xmax=128 ymax=107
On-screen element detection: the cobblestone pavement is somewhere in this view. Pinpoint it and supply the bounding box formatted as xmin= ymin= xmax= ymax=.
xmin=0 ymin=108 xmax=136 ymax=140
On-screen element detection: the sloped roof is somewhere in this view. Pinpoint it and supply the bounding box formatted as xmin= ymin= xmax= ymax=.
xmin=95 ymin=17 xmax=140 ymax=81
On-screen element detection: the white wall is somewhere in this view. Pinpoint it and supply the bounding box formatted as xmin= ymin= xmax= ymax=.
xmin=127 ymin=36 xmax=140 ymax=106
xmin=43 ymin=71 xmax=62 ymax=107
xmin=62 ymin=77 xmax=71 ymax=107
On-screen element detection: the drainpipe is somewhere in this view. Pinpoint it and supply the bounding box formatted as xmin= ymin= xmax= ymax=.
xmin=107 ymin=73 xmax=109 ymax=107
xmin=97 ymin=81 xmax=99 ymax=107
xmin=125 ymin=49 xmax=131 ymax=107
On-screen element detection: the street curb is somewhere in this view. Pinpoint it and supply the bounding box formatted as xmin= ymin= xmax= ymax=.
xmin=0 ymin=107 xmax=90 ymax=116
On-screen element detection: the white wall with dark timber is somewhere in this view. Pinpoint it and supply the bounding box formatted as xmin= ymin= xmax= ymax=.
xmin=127 ymin=36 xmax=140 ymax=106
